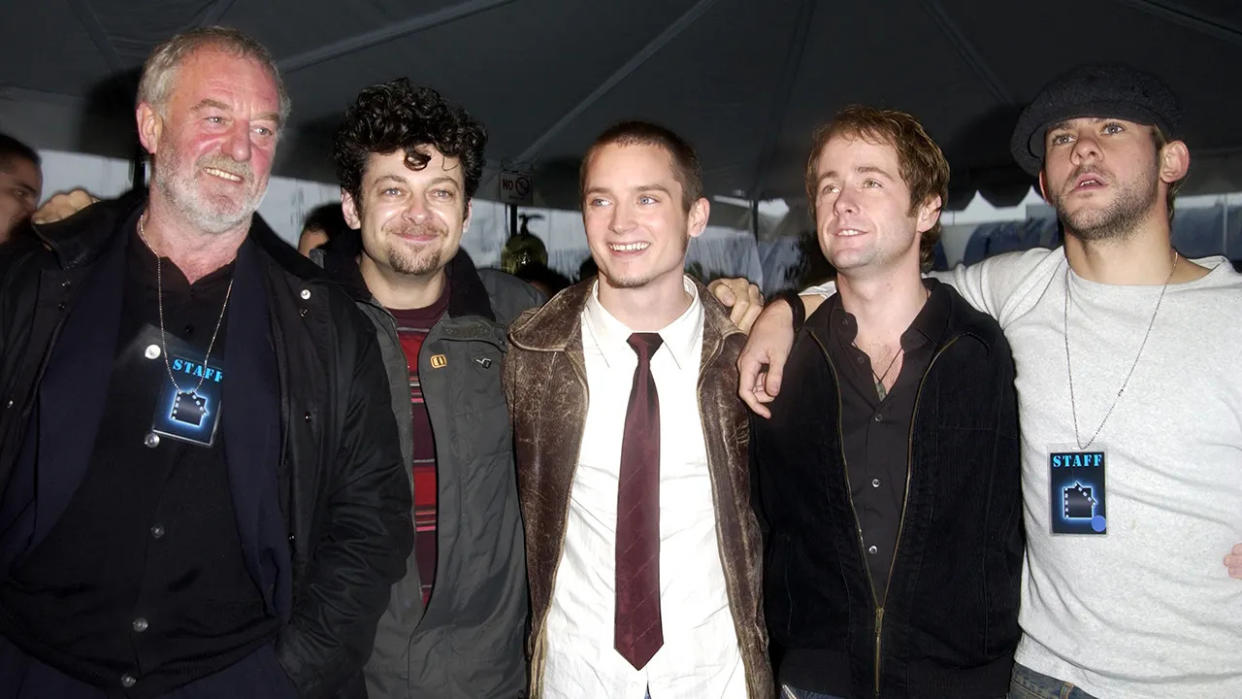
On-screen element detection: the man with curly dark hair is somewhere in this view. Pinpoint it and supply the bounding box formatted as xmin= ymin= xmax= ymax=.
xmin=315 ymin=78 xmax=541 ymax=699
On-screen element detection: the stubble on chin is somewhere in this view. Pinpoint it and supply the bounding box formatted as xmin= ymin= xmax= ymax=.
xmin=1053 ymin=179 xmax=1157 ymax=242
xmin=386 ymin=245 xmax=442 ymax=277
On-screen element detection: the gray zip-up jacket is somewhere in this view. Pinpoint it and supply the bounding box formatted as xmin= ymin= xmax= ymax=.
xmin=315 ymin=235 xmax=541 ymax=698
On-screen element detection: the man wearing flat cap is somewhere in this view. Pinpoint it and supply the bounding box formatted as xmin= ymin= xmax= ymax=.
xmin=732 ymin=64 xmax=1242 ymax=698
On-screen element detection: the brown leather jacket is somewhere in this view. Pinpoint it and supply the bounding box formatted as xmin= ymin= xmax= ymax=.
xmin=503 ymin=279 xmax=772 ymax=698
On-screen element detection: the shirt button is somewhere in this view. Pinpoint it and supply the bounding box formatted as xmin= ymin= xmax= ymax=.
xmin=143 ymin=432 xmax=160 ymax=448
xmin=868 ymin=545 xmax=878 ymax=555
xmin=121 ymin=673 xmax=137 ymax=688
xmin=132 ymin=617 xmax=149 ymax=632
xmin=873 ymin=413 xmax=883 ymax=422
xmin=300 ymin=289 xmax=312 ymax=300
xmin=144 ymin=344 xmax=161 ymax=360
xmin=871 ymin=478 xmax=881 ymax=488
xmin=183 ymin=324 xmax=194 ymax=337
xmin=151 ymin=524 xmax=165 ymax=539
xmin=856 ymin=355 xmax=866 ymax=364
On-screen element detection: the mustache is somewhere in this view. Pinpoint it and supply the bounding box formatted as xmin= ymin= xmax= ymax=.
xmin=197 ymin=155 xmax=253 ymax=182
xmin=387 ymin=221 xmax=446 ymax=237
xmin=1065 ymin=165 xmax=1107 ymax=187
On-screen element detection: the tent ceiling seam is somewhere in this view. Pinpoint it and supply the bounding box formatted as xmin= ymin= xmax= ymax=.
xmin=69 ymin=0 xmax=123 ymax=71
xmin=1114 ymin=0 xmax=1242 ymax=47
xmin=200 ymin=0 xmax=239 ymax=26
xmin=277 ymin=0 xmax=514 ymax=73
xmin=919 ymin=0 xmax=1012 ymax=105
xmin=747 ymin=0 xmax=815 ymax=201
xmin=511 ymin=0 xmax=723 ymax=164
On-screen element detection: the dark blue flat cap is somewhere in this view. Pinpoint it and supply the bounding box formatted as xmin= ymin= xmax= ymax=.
xmin=1010 ymin=64 xmax=1181 ymax=176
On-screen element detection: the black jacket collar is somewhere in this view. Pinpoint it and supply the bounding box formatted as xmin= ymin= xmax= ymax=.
xmin=33 ymin=190 xmax=334 ymax=288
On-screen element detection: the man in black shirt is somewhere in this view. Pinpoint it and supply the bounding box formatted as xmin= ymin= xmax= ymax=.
xmin=751 ymin=106 xmax=1022 ymax=698
xmin=0 ymin=27 xmax=411 ymax=698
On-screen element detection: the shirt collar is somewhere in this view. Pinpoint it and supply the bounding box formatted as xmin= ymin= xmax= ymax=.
xmin=825 ymin=278 xmax=949 ymax=351
xmin=582 ymin=275 xmax=703 ymax=370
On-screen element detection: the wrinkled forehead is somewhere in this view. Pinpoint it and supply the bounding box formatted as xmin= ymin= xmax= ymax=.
xmin=168 ymin=48 xmax=281 ymax=113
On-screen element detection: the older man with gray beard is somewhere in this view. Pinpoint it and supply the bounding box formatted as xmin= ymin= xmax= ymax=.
xmin=0 ymin=27 xmax=410 ymax=699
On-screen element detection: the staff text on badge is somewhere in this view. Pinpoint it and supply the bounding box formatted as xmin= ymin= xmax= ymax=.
xmin=1048 ymin=448 xmax=1108 ymax=535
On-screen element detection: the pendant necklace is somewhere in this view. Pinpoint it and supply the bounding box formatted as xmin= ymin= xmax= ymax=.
xmin=1063 ymin=251 xmax=1177 ymax=450
xmin=854 ymin=344 xmax=902 ymax=401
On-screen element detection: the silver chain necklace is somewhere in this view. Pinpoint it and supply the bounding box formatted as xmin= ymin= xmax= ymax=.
xmin=138 ymin=213 xmax=234 ymax=397
xmin=1063 ymin=251 xmax=1178 ymax=450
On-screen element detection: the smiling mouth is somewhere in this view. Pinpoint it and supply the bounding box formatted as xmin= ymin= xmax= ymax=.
xmin=609 ymin=241 xmax=649 ymax=252
xmin=204 ymin=167 xmax=244 ymax=183
xmin=835 ymin=228 xmax=865 ymax=237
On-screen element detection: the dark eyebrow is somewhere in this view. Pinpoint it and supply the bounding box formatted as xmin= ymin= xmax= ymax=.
xmin=370 ymin=174 xmax=412 ymax=190
xmin=371 ymin=173 xmax=461 ymax=189
xmin=583 ymin=183 xmax=674 ymax=200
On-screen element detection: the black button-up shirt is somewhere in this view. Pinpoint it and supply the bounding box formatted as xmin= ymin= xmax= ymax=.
xmin=826 ymin=282 xmax=948 ymax=599
xmin=0 ymin=226 xmax=279 ymax=696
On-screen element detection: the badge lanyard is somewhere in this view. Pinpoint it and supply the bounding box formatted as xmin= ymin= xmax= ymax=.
xmin=1051 ymin=252 xmax=1177 ymax=535
xmin=140 ymin=213 xmax=233 ymax=446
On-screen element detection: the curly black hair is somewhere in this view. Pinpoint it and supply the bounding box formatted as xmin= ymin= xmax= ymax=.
xmin=333 ymin=78 xmax=487 ymax=213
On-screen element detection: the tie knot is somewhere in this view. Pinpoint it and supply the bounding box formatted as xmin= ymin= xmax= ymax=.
xmin=627 ymin=332 xmax=663 ymax=361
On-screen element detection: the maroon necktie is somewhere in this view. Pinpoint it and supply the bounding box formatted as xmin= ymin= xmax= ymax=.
xmin=615 ymin=332 xmax=664 ymax=670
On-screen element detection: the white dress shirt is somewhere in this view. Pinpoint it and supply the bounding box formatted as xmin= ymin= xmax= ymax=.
xmin=542 ymin=277 xmax=746 ymax=699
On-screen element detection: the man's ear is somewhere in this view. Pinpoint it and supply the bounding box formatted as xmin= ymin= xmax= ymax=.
xmin=462 ymin=199 xmax=473 ymax=235
xmin=915 ymin=194 xmax=942 ymax=234
xmin=1159 ymin=140 xmax=1190 ymax=184
xmin=687 ymin=197 xmax=710 ymax=239
xmin=136 ymin=102 xmax=162 ymax=156
xmin=1037 ymin=169 xmax=1049 ymax=202
xmin=341 ymin=189 xmax=362 ymax=230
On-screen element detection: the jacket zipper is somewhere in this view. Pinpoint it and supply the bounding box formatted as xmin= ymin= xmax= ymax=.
xmin=812 ymin=332 xmax=961 ymax=695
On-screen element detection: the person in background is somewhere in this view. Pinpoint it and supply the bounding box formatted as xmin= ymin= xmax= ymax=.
xmin=297 ymin=202 xmax=350 ymax=257
xmin=0 ymin=132 xmax=43 ymax=244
